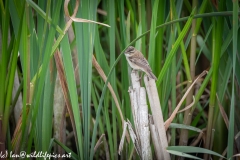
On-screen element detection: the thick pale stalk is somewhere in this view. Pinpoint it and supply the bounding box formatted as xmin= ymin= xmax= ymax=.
xmin=149 ymin=116 xmax=163 ymax=160
xmin=139 ymin=88 xmax=152 ymax=159
xmin=144 ymin=76 xmax=170 ymax=160
xmin=129 ymin=71 xmax=152 ymax=159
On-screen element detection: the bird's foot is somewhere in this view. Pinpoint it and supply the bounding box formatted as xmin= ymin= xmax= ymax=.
xmin=137 ymin=72 xmax=143 ymax=81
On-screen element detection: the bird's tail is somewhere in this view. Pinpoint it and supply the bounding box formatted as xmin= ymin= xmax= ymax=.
xmin=148 ymin=71 xmax=157 ymax=80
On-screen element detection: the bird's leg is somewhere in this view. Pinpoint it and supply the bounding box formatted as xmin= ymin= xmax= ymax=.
xmin=132 ymin=69 xmax=137 ymax=74
xmin=139 ymin=72 xmax=143 ymax=80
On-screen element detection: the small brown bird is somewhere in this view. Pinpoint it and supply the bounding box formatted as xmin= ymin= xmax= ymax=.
xmin=124 ymin=46 xmax=157 ymax=80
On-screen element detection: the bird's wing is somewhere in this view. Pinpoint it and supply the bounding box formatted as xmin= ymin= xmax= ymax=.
xmin=128 ymin=53 xmax=152 ymax=72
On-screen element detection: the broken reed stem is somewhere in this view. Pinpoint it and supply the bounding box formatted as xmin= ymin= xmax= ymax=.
xmin=144 ymin=75 xmax=170 ymax=160
xmin=149 ymin=115 xmax=164 ymax=160
xmin=129 ymin=71 xmax=152 ymax=159
xmin=119 ymin=71 xmax=170 ymax=160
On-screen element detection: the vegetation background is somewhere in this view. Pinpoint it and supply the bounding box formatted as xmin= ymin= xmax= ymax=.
xmin=0 ymin=0 xmax=239 ymax=159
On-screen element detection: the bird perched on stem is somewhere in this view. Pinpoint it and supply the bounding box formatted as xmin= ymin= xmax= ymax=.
xmin=124 ymin=46 xmax=157 ymax=80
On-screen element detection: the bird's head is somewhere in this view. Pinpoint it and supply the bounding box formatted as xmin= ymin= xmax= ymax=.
xmin=124 ymin=46 xmax=135 ymax=56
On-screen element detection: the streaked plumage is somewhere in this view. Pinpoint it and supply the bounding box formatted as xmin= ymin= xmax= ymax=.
xmin=124 ymin=46 xmax=157 ymax=80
